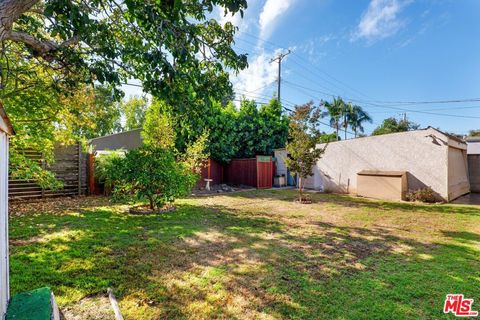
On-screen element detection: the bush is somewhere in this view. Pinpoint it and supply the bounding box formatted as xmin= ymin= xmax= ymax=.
xmin=111 ymin=146 xmax=198 ymax=210
xmin=406 ymin=187 xmax=437 ymax=203
xmin=94 ymin=151 xmax=125 ymax=191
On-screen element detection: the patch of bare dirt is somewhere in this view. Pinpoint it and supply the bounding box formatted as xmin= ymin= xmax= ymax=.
xmin=9 ymin=196 xmax=110 ymax=216
xmin=62 ymin=295 xmax=115 ymax=320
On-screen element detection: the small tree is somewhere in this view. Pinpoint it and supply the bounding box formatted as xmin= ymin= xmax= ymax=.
xmin=142 ymin=100 xmax=176 ymax=149
xmin=285 ymin=102 xmax=325 ymax=202
xmin=114 ymin=146 xmax=197 ymax=210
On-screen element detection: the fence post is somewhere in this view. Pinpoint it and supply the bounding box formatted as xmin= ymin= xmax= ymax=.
xmin=41 ymin=151 xmax=46 ymax=198
xmin=87 ymin=153 xmax=95 ymax=195
xmin=255 ymin=155 xmax=259 ymax=189
xmin=78 ymin=142 xmax=82 ymax=196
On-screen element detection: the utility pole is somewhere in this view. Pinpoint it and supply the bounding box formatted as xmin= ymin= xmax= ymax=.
xmin=270 ymin=49 xmax=291 ymax=104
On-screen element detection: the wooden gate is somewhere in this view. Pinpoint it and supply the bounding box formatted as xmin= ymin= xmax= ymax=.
xmin=224 ymin=156 xmax=273 ymax=188
xmin=256 ymin=156 xmax=273 ymax=189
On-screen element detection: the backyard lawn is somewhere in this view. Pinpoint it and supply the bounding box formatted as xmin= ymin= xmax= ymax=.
xmin=8 ymin=190 xmax=480 ymax=319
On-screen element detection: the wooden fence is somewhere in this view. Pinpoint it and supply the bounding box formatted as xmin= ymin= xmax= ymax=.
xmin=9 ymin=144 xmax=88 ymax=200
xmin=224 ymin=156 xmax=273 ymax=188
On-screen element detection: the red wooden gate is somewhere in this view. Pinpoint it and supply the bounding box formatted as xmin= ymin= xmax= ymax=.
xmin=256 ymin=156 xmax=273 ymax=189
xmin=224 ymin=156 xmax=273 ymax=188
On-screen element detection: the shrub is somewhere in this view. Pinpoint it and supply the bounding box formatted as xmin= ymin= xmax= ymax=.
xmin=406 ymin=187 xmax=437 ymax=203
xmin=112 ymin=146 xmax=198 ymax=210
xmin=94 ymin=150 xmax=125 ymax=191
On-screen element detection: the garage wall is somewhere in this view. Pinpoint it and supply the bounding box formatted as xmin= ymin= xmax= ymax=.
xmin=305 ymin=128 xmax=452 ymax=200
xmin=447 ymin=147 xmax=470 ymax=201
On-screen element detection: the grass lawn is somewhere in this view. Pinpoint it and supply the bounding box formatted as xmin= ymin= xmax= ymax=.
xmin=8 ymin=190 xmax=480 ymax=319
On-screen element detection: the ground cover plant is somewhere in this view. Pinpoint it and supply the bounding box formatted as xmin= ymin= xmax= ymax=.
xmin=8 ymin=190 xmax=480 ymax=319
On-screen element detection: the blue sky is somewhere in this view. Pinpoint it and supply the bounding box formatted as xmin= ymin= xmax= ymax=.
xmin=125 ymin=0 xmax=480 ymax=137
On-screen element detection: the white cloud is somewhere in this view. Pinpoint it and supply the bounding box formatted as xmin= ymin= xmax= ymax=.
xmin=259 ymin=0 xmax=294 ymax=39
xmin=218 ymin=7 xmax=243 ymax=28
xmin=232 ymin=48 xmax=287 ymax=103
xmin=352 ymin=0 xmax=412 ymax=42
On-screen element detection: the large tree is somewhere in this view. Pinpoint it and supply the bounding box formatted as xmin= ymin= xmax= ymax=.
xmin=322 ymin=97 xmax=345 ymax=140
xmin=1 ymin=0 xmax=248 ymax=186
xmin=235 ymin=99 xmax=289 ymax=159
xmin=0 ymin=0 xmax=248 ymax=102
xmin=345 ymin=103 xmax=372 ymax=138
xmin=121 ymin=95 xmax=149 ymax=130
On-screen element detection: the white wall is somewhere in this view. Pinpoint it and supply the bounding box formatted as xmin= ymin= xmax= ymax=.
xmin=304 ymin=128 xmax=461 ymax=201
xmin=274 ymin=149 xmax=288 ymax=176
xmin=0 ymin=132 xmax=8 ymax=317
xmin=467 ymin=141 xmax=480 ymax=155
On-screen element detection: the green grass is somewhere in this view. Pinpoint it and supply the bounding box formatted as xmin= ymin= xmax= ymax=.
xmin=9 ymin=190 xmax=480 ymax=319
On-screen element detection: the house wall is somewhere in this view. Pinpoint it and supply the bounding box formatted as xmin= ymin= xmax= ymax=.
xmin=0 ymin=132 xmax=9 ymax=318
xmin=304 ymin=128 xmax=457 ymax=201
xmin=467 ymin=141 xmax=480 ymax=155
xmin=274 ymin=149 xmax=288 ymax=176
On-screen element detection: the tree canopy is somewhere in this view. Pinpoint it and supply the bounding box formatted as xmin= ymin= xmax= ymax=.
xmin=1 ymin=0 xmax=249 ymax=186
xmin=372 ymin=117 xmax=420 ymax=136
xmin=0 ymin=0 xmax=248 ymax=102
xmin=468 ymin=129 xmax=480 ymax=137
xmin=154 ymin=98 xmax=289 ymax=163
xmin=285 ymin=102 xmax=325 ymax=201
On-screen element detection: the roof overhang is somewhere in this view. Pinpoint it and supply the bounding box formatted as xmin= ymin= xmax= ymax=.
xmin=0 ymin=103 xmax=15 ymax=136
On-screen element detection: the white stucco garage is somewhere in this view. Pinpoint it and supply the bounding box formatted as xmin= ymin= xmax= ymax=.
xmin=276 ymin=128 xmax=470 ymax=202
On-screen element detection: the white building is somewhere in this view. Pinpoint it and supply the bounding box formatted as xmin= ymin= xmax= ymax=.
xmin=276 ymin=128 xmax=470 ymax=202
xmin=466 ymin=136 xmax=480 ymax=155
xmin=0 ymin=105 xmax=14 ymax=317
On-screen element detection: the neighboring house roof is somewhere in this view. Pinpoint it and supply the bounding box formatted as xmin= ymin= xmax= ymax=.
xmin=89 ymin=129 xmax=142 ymax=151
xmin=466 ymin=136 xmax=480 ymax=142
xmin=0 ymin=104 xmax=15 ymax=136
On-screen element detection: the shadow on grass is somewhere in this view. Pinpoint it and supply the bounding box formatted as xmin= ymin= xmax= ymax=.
xmin=227 ymin=189 xmax=480 ymax=217
xmin=8 ymin=195 xmax=480 ymax=319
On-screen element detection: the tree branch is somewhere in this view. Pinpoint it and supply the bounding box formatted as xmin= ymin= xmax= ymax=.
xmin=5 ymin=31 xmax=79 ymax=58
xmin=0 ymin=0 xmax=40 ymax=41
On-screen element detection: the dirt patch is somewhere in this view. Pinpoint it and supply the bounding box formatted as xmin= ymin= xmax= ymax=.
xmin=129 ymin=204 xmax=176 ymax=215
xmin=62 ymin=295 xmax=115 ymax=320
xmin=9 ymin=196 xmax=110 ymax=216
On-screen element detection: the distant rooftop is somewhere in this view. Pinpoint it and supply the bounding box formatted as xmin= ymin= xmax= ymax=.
xmin=89 ymin=129 xmax=142 ymax=151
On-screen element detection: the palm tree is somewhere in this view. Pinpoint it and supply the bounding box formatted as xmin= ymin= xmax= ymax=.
xmin=347 ymin=104 xmax=372 ymax=138
xmin=322 ymin=97 xmax=345 ymax=140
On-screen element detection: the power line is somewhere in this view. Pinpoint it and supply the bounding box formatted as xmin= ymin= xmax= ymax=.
xmin=281 ymin=81 xmax=480 ymax=119
xmin=237 ymin=32 xmax=480 ymax=108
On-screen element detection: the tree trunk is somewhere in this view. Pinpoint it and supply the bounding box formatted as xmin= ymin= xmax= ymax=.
xmin=0 ymin=0 xmax=39 ymax=42
xmin=298 ymin=176 xmax=303 ymax=202
xmin=148 ymin=195 xmax=154 ymax=210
